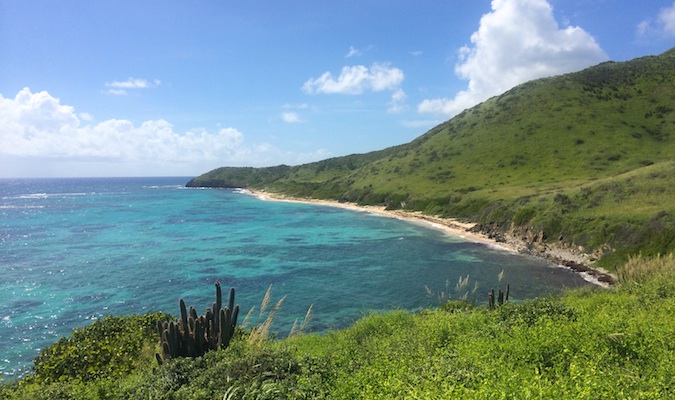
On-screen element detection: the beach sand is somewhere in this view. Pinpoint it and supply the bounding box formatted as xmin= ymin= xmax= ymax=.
xmin=247 ymin=189 xmax=616 ymax=287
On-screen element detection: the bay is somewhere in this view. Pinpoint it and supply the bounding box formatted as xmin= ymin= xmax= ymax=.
xmin=0 ymin=177 xmax=592 ymax=379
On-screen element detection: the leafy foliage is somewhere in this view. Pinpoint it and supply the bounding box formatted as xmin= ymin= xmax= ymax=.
xmin=28 ymin=312 xmax=169 ymax=384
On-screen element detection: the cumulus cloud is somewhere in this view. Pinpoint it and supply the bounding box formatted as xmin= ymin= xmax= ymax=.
xmin=280 ymin=112 xmax=301 ymax=123
xmin=0 ymin=88 xmax=240 ymax=161
xmin=302 ymin=63 xmax=404 ymax=95
xmin=638 ymin=2 xmax=675 ymax=37
xmin=418 ymin=0 xmax=608 ymax=116
xmin=104 ymin=77 xmax=160 ymax=95
xmin=0 ymin=88 xmax=319 ymax=176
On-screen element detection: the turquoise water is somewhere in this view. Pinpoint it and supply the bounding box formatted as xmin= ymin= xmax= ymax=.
xmin=0 ymin=177 xmax=592 ymax=379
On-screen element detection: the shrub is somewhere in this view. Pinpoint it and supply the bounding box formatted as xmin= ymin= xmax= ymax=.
xmin=496 ymin=297 xmax=578 ymax=327
xmin=30 ymin=312 xmax=169 ymax=383
xmin=439 ymin=300 xmax=475 ymax=313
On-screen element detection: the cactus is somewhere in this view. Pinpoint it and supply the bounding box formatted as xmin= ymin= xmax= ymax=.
xmin=488 ymin=284 xmax=510 ymax=310
xmin=155 ymin=282 xmax=239 ymax=365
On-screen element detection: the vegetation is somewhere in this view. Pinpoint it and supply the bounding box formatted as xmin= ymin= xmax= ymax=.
xmin=188 ymin=48 xmax=675 ymax=269
xmin=26 ymin=312 xmax=170 ymax=384
xmin=156 ymin=283 xmax=240 ymax=365
xmin=2 ymin=50 xmax=674 ymax=398
xmin=2 ymin=254 xmax=674 ymax=398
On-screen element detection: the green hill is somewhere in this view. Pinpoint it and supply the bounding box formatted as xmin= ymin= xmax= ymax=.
xmin=188 ymin=49 xmax=675 ymax=269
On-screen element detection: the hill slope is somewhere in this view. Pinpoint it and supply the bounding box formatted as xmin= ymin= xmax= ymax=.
xmin=188 ymin=49 xmax=675 ymax=269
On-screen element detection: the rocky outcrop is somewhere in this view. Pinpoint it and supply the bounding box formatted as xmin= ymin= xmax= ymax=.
xmin=473 ymin=222 xmax=616 ymax=285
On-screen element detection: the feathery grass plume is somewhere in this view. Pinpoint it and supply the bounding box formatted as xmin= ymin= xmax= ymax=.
xmin=240 ymin=305 xmax=256 ymax=329
xmin=248 ymin=286 xmax=286 ymax=346
xmin=427 ymin=275 xmax=479 ymax=304
xmin=425 ymin=279 xmax=450 ymax=304
xmin=290 ymin=304 xmax=313 ymax=337
xmin=456 ymin=274 xmax=469 ymax=292
xmin=259 ymin=284 xmax=273 ymax=317
xmin=471 ymin=281 xmax=479 ymax=297
xmin=455 ymin=274 xmax=471 ymax=300
xmin=289 ymin=320 xmax=298 ymax=337
xmin=456 ymin=274 xmax=479 ymax=301
xmin=424 ymin=284 xmax=435 ymax=299
xmin=238 ymin=285 xmax=268 ymax=332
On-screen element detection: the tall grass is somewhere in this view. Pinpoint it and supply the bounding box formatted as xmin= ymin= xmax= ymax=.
xmin=425 ymin=274 xmax=479 ymax=304
xmin=618 ymin=253 xmax=675 ymax=285
xmin=241 ymin=285 xmax=314 ymax=346
xmin=243 ymin=285 xmax=287 ymax=346
xmin=289 ymin=304 xmax=313 ymax=337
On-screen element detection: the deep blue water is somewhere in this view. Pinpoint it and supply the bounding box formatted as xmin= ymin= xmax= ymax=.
xmin=0 ymin=177 xmax=592 ymax=379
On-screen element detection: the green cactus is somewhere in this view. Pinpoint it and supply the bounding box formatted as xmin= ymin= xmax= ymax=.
xmin=488 ymin=284 xmax=510 ymax=310
xmin=156 ymin=282 xmax=239 ymax=365
xmin=179 ymin=299 xmax=188 ymax=329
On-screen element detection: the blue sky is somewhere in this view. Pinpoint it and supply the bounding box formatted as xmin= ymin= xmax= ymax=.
xmin=1 ymin=0 xmax=674 ymax=178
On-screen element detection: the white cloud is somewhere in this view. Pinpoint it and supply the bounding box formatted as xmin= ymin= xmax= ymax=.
xmin=637 ymin=20 xmax=651 ymax=37
xmin=302 ymin=63 xmax=404 ymax=95
xmin=418 ymin=0 xmax=608 ymax=116
xmin=0 ymin=88 xmax=325 ymax=177
xmin=104 ymin=77 xmax=160 ymax=95
xmin=387 ymin=88 xmax=407 ymax=113
xmin=638 ymin=2 xmax=675 ymax=37
xmin=106 ymin=77 xmax=159 ymax=89
xmin=659 ymin=3 xmax=675 ymax=35
xmin=346 ymin=46 xmax=361 ymax=58
xmin=78 ymin=112 xmax=94 ymax=122
xmin=0 ymin=88 xmax=240 ymax=161
xmin=105 ymin=89 xmax=128 ymax=96
xmin=281 ymin=112 xmax=301 ymax=123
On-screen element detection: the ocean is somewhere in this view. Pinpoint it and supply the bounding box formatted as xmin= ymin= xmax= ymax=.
xmin=0 ymin=177 xmax=592 ymax=379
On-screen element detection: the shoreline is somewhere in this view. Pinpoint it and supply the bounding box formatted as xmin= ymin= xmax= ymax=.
xmin=245 ymin=189 xmax=616 ymax=288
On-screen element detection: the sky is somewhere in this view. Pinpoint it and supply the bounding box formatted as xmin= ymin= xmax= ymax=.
xmin=1 ymin=0 xmax=674 ymax=178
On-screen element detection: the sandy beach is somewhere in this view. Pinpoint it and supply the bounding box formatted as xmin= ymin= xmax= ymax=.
xmin=247 ymin=189 xmax=616 ymax=287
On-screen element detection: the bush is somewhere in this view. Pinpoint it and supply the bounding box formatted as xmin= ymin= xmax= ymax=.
xmin=30 ymin=312 xmax=169 ymax=383
xmin=496 ymin=297 xmax=578 ymax=327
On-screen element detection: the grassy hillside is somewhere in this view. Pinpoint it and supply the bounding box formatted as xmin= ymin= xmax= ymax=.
xmin=188 ymin=49 xmax=675 ymax=269
xmin=3 ymin=254 xmax=674 ymax=399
